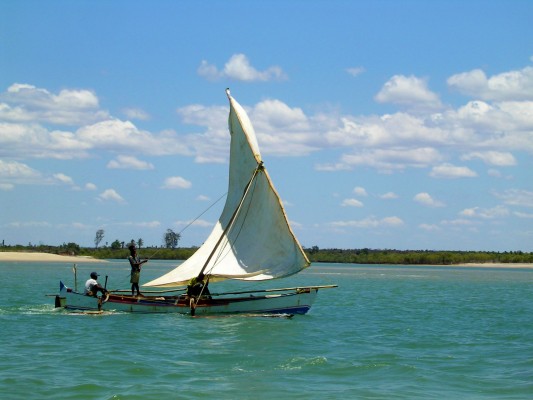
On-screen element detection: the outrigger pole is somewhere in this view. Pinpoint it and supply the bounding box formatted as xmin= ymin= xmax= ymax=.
xmin=210 ymin=285 xmax=338 ymax=296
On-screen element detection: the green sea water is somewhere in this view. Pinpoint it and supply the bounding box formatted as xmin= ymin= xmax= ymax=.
xmin=1 ymin=260 xmax=532 ymax=399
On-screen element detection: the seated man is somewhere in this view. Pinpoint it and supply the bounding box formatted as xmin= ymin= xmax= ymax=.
xmin=84 ymin=271 xmax=108 ymax=296
xmin=187 ymin=273 xmax=211 ymax=299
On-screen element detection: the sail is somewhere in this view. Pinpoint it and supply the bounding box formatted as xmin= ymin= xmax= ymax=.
xmin=144 ymin=90 xmax=310 ymax=287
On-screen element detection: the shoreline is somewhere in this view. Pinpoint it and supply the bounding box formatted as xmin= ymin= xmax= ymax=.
xmin=0 ymin=251 xmax=531 ymax=268
xmin=0 ymin=251 xmax=105 ymax=263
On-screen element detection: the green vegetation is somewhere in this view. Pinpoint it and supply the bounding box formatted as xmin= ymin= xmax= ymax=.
xmin=305 ymin=247 xmax=533 ymax=264
xmin=0 ymin=243 xmax=197 ymax=261
xmin=1 ymin=243 xmax=532 ymax=264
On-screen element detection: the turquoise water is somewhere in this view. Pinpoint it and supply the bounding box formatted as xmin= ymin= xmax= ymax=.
xmin=1 ymin=260 xmax=532 ymax=399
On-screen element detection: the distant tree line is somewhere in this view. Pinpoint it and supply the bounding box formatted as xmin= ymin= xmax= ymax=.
xmin=0 ymin=243 xmax=197 ymax=260
xmin=1 ymin=243 xmax=532 ymax=264
xmin=305 ymin=247 xmax=533 ymax=264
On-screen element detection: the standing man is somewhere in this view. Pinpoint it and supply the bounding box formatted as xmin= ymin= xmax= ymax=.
xmin=128 ymin=244 xmax=147 ymax=296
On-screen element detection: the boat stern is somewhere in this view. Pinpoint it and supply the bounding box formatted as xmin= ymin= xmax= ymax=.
xmin=55 ymin=281 xmax=68 ymax=308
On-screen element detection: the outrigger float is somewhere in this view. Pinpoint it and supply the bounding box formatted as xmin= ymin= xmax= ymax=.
xmin=54 ymin=90 xmax=336 ymax=316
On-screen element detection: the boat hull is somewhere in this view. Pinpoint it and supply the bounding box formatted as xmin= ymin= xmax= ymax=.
xmin=56 ymin=283 xmax=319 ymax=315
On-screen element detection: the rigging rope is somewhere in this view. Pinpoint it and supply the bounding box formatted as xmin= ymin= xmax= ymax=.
xmin=144 ymin=192 xmax=227 ymax=261
xmin=206 ymin=173 xmax=259 ymax=276
xmin=198 ymin=163 xmax=263 ymax=278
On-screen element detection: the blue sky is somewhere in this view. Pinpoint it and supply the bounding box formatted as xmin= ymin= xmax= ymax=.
xmin=1 ymin=1 xmax=532 ymax=252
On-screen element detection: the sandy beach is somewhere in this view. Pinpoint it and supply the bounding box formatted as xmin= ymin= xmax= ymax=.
xmin=0 ymin=252 xmax=105 ymax=263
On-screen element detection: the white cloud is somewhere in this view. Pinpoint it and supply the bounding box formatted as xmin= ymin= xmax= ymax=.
xmin=341 ymin=198 xmax=364 ymax=207
xmin=514 ymin=211 xmax=533 ymax=219
xmin=1 ymin=83 xmax=107 ymax=125
xmin=85 ymin=183 xmax=97 ymax=190
xmin=77 ymin=119 xmax=189 ymax=156
xmin=122 ymin=107 xmax=150 ymax=120
xmin=330 ymin=216 xmax=404 ymax=228
xmin=380 ymin=192 xmax=398 ymax=199
xmin=460 ymin=205 xmax=510 ymax=219
xmin=430 ymin=163 xmax=477 ymax=178
xmin=3 ymin=66 xmax=533 ymax=178
xmin=175 ymin=219 xmax=213 ymax=228
xmin=346 ymin=66 xmax=365 ymax=77
xmin=493 ymin=189 xmax=533 ymax=208
xmin=414 ymin=192 xmax=445 ymax=207
xmin=107 ymin=155 xmax=154 ymax=170
xmin=326 ymin=112 xmax=450 ymax=148
xmin=177 ymin=98 xmax=319 ymax=161
xmin=419 ymin=223 xmax=441 ymax=231
xmin=461 ymin=151 xmax=516 ymax=166
xmin=98 ymin=189 xmax=125 ymax=203
xmin=8 ymin=220 xmax=52 ymax=228
xmin=113 ymin=220 xmax=161 ymax=229
xmin=447 ymin=66 xmax=533 ymax=101
xmin=353 ymin=186 xmax=368 ymax=196
xmin=198 ymin=54 xmax=287 ymax=82
xmin=375 ymin=75 xmax=443 ymax=111
xmin=161 ymin=176 xmax=192 ymax=189
xmin=441 ymin=218 xmax=477 ymax=226
xmin=326 ymin=147 xmax=443 ymax=173
xmin=53 ymin=173 xmax=74 ymax=185
xmin=0 ymin=160 xmax=41 ymax=184
xmin=0 ymin=183 xmax=14 ymax=191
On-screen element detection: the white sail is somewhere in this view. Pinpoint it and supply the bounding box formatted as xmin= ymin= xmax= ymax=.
xmin=144 ymin=90 xmax=310 ymax=287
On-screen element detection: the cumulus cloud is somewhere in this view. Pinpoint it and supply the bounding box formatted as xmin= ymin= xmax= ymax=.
xmin=414 ymin=192 xmax=445 ymax=207
xmin=3 ymin=61 xmax=533 ymax=180
xmin=198 ymin=54 xmax=287 ymax=82
xmin=0 ymin=159 xmax=40 ymax=179
xmin=0 ymin=83 xmax=107 ymax=125
xmin=53 ymin=173 xmax=74 ymax=185
xmin=107 ymin=155 xmax=154 ymax=170
xmin=493 ymin=189 xmax=533 ymax=208
xmin=161 ymin=176 xmax=192 ymax=189
xmin=0 ymin=84 xmax=192 ymax=161
xmin=447 ymin=66 xmax=533 ymax=101
xmin=460 ymin=205 xmax=510 ymax=219
xmin=330 ymin=216 xmax=404 ymax=228
xmin=380 ymin=192 xmax=398 ymax=199
xmin=177 ymin=98 xmax=319 ymax=161
xmin=429 ymin=163 xmax=477 ymax=178
xmin=341 ymin=198 xmax=364 ymax=207
xmin=77 ymin=119 xmax=189 ymax=156
xmin=320 ymin=147 xmax=443 ymax=173
xmin=461 ymin=151 xmax=516 ymax=166
xmin=375 ymin=75 xmax=443 ymax=111
xmin=353 ymin=187 xmax=368 ymax=196
xmin=0 ymin=159 xmax=41 ymax=184
xmin=98 ymin=189 xmax=125 ymax=203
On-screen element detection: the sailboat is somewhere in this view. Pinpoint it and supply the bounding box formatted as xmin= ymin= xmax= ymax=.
xmin=55 ymin=90 xmax=336 ymax=315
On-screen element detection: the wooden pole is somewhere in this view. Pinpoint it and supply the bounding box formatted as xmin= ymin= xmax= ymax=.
xmin=73 ymin=264 xmax=77 ymax=292
xmin=210 ymin=284 xmax=338 ymax=296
